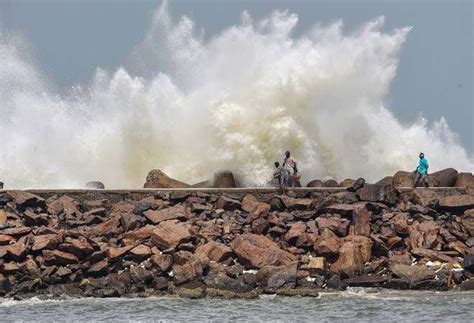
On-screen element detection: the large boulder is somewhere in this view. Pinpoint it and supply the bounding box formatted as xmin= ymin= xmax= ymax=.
xmin=241 ymin=194 xmax=270 ymax=217
xmin=143 ymin=169 xmax=190 ymax=188
xmin=430 ymin=168 xmax=458 ymax=187
xmin=231 ymin=234 xmax=296 ymax=268
xmin=438 ymin=195 xmax=474 ymax=212
xmin=323 ymin=179 xmax=339 ymax=187
xmin=408 ymin=221 xmax=439 ymax=249
xmin=151 ymin=220 xmax=193 ymax=250
xmin=143 ymin=205 xmax=188 ymax=224
xmin=255 ymin=264 xmax=297 ymax=289
xmin=307 ymin=180 xmax=323 ymax=187
xmin=391 ymin=264 xmax=435 ymax=283
xmin=86 ymin=181 xmax=105 ymax=189
xmin=455 ymin=173 xmax=474 ymax=188
xmin=393 ymin=171 xmax=414 ymax=187
xmin=6 ymin=191 xmax=46 ymax=211
xmin=462 ymin=209 xmax=474 ymax=236
xmin=352 ymin=205 xmax=371 ymax=236
xmin=375 ymin=176 xmax=393 ymax=186
xmin=313 ymin=229 xmax=341 ymax=257
xmin=393 ymin=171 xmax=438 ymax=187
xmin=330 ymin=241 xmax=364 ymax=277
xmin=339 ymin=179 xmax=355 ymax=188
xmin=195 ymin=241 xmax=233 ymax=263
xmin=212 ymin=170 xmax=237 ymax=188
xmin=356 ymin=184 xmax=399 ymax=204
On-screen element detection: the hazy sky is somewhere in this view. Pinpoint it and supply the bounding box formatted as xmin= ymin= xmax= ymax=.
xmin=1 ymin=0 xmax=473 ymax=152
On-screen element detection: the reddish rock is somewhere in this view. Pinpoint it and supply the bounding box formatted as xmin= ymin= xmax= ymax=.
xmin=47 ymin=195 xmax=79 ymax=216
xmin=6 ymin=191 xmax=46 ymax=210
xmin=151 ymin=220 xmax=193 ymax=250
xmin=215 ymin=196 xmax=241 ymax=211
xmin=330 ymin=241 xmax=364 ymax=277
xmin=195 ymin=241 xmax=233 ymax=262
xmin=42 ymin=250 xmax=78 ymax=265
xmin=411 ymin=190 xmax=439 ymax=207
xmin=447 ymin=241 xmax=469 ymax=256
xmin=7 ymin=241 xmax=27 ymax=261
xmin=375 ymin=176 xmax=393 ymax=186
xmin=357 ymin=184 xmax=399 ymax=204
xmin=430 ymin=168 xmax=458 ymax=187
xmin=107 ymin=245 xmax=134 ymax=260
xmin=172 ymin=258 xmax=204 ymax=285
xmin=119 ymin=213 xmax=143 ymax=232
xmin=212 ymin=170 xmax=237 ymax=188
xmin=462 ymin=209 xmax=474 ymax=236
xmin=391 ymin=213 xmax=409 ymax=235
xmin=23 ymin=210 xmax=48 ymax=226
xmin=408 ymin=221 xmax=440 ymax=249
xmin=439 ymin=195 xmax=474 ymax=211
xmin=410 ymin=248 xmax=454 ymax=262
xmin=344 ymin=235 xmax=372 ymax=263
xmin=59 ymin=236 xmax=94 ymax=258
xmin=0 ymin=226 xmax=31 ymax=237
xmin=0 ymin=235 xmax=14 ymax=246
xmin=88 ymin=217 xmax=120 ymax=237
xmin=391 ymin=263 xmax=435 ymax=282
xmin=307 ymin=180 xmax=323 ymax=187
xmin=251 ymin=218 xmax=269 ymax=234
xmin=352 ymin=205 xmax=371 ymax=236
xmin=151 ymin=254 xmax=173 ymax=272
xmin=300 ymin=256 xmax=327 ymax=275
xmin=2 ymin=262 xmax=20 ymax=274
xmin=316 ymin=217 xmax=350 ymax=237
xmin=339 ymin=179 xmax=355 ymax=188
xmin=389 ymin=253 xmax=412 ymax=266
xmin=32 ymin=234 xmax=61 ymax=252
xmin=325 ymin=204 xmax=355 ymax=215
xmin=143 ymin=169 xmax=190 ymax=188
xmin=0 ymin=209 xmax=7 ymax=225
xmin=241 ymin=194 xmax=270 ymax=216
xmin=231 ymin=234 xmax=296 ymax=268
xmin=314 ymin=229 xmax=341 ymax=257
xmin=278 ymin=195 xmax=313 ymax=211
xmin=455 ymin=172 xmax=474 ymax=188
xmin=109 ymin=201 xmax=136 ymax=215
xmin=255 ymin=264 xmax=297 ymax=289
xmin=284 ymin=222 xmax=307 ymax=245
xmin=323 ymin=179 xmax=339 ymax=187
xmin=88 ymin=259 xmax=108 ymax=275
xmin=143 ymin=205 xmax=187 ymax=224
xmin=123 ymin=224 xmax=157 ymax=241
xmin=130 ymin=244 xmax=152 ymax=260
xmin=386 ymin=236 xmax=402 ymax=249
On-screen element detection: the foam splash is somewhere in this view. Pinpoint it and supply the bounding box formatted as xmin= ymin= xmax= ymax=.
xmin=0 ymin=1 xmax=472 ymax=188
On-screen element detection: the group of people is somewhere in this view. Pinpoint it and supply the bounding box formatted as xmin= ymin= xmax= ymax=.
xmin=272 ymin=150 xmax=430 ymax=192
xmin=273 ymin=151 xmax=301 ymax=193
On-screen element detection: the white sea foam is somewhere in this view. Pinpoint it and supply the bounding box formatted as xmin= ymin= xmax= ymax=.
xmin=0 ymin=1 xmax=472 ymax=188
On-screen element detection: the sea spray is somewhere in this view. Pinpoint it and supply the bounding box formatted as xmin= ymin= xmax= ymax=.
xmin=0 ymin=2 xmax=472 ymax=188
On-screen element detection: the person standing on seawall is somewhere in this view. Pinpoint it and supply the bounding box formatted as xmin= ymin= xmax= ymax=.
xmin=413 ymin=152 xmax=429 ymax=188
xmin=283 ymin=151 xmax=300 ymax=187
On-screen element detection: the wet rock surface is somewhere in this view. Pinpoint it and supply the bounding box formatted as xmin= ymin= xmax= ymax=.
xmin=0 ymin=187 xmax=473 ymax=299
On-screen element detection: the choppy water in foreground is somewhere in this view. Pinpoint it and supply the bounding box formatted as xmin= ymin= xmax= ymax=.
xmin=1 ymin=289 xmax=473 ymax=322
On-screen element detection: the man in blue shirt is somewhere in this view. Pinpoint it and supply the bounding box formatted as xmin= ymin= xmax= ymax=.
xmin=413 ymin=152 xmax=429 ymax=188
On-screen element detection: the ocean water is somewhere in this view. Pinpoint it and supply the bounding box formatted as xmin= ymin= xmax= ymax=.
xmin=1 ymin=289 xmax=473 ymax=322
xmin=0 ymin=2 xmax=473 ymax=189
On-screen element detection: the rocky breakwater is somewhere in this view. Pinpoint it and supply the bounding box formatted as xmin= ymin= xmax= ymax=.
xmin=1 ymin=185 xmax=474 ymax=300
